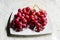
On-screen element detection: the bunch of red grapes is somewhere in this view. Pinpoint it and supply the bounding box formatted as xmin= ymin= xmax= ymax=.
xmin=11 ymin=7 xmax=47 ymax=32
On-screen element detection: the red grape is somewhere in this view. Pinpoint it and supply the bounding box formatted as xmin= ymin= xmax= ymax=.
xmin=22 ymin=23 xmax=27 ymax=28
xmin=18 ymin=8 xmax=22 ymax=13
xmin=34 ymin=27 xmax=42 ymax=32
xmin=22 ymin=8 xmax=27 ymax=14
xmin=26 ymin=7 xmax=30 ymax=12
xmin=29 ymin=10 xmax=35 ymax=15
xmin=39 ymin=10 xmax=47 ymax=17
xmin=36 ymin=12 xmax=40 ymax=17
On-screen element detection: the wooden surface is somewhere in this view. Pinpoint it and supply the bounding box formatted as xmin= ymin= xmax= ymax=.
xmin=0 ymin=0 xmax=60 ymax=40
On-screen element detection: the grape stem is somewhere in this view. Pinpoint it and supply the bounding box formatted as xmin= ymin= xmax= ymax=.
xmin=32 ymin=4 xmax=41 ymax=10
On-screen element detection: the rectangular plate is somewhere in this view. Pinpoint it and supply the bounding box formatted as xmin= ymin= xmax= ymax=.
xmin=9 ymin=12 xmax=52 ymax=36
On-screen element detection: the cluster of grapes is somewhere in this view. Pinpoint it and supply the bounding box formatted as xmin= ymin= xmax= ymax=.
xmin=11 ymin=7 xmax=47 ymax=32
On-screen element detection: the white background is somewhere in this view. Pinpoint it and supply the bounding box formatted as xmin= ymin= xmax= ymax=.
xmin=0 ymin=0 xmax=60 ymax=40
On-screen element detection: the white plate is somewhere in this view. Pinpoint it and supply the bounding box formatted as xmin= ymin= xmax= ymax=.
xmin=10 ymin=10 xmax=52 ymax=36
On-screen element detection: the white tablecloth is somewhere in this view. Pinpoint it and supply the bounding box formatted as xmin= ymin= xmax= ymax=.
xmin=0 ymin=0 xmax=60 ymax=40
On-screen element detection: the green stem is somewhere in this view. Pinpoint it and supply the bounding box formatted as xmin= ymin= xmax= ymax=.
xmin=32 ymin=4 xmax=41 ymax=10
